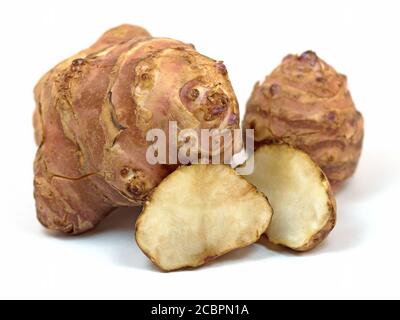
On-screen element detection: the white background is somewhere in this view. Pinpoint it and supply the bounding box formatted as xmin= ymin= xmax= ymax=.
xmin=0 ymin=0 xmax=399 ymax=299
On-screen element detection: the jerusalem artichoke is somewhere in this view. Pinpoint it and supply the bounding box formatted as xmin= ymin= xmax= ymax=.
xmin=243 ymin=51 xmax=364 ymax=191
xmin=33 ymin=24 xmax=240 ymax=234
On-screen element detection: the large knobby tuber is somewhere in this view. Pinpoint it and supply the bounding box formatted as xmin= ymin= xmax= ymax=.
xmin=243 ymin=51 xmax=364 ymax=191
xmin=33 ymin=24 xmax=240 ymax=234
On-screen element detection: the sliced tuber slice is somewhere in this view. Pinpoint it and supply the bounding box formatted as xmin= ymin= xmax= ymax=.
xmin=135 ymin=164 xmax=273 ymax=271
xmin=244 ymin=144 xmax=336 ymax=251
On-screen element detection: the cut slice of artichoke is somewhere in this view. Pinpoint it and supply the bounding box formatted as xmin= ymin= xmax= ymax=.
xmin=135 ymin=164 xmax=273 ymax=271
xmin=244 ymin=144 xmax=336 ymax=251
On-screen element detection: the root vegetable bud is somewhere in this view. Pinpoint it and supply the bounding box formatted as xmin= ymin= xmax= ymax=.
xmin=244 ymin=144 xmax=336 ymax=251
xmin=135 ymin=165 xmax=273 ymax=271
xmin=243 ymin=51 xmax=364 ymax=191
xmin=33 ymin=24 xmax=240 ymax=234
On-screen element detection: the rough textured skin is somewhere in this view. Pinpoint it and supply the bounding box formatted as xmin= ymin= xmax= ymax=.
xmin=33 ymin=25 xmax=240 ymax=235
xmin=243 ymin=51 xmax=364 ymax=191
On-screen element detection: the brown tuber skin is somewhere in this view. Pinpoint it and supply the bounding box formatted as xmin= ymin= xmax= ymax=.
xmin=243 ymin=51 xmax=364 ymax=191
xmin=33 ymin=24 xmax=240 ymax=235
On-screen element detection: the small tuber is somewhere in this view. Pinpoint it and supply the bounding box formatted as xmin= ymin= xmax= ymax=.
xmin=243 ymin=51 xmax=364 ymax=191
